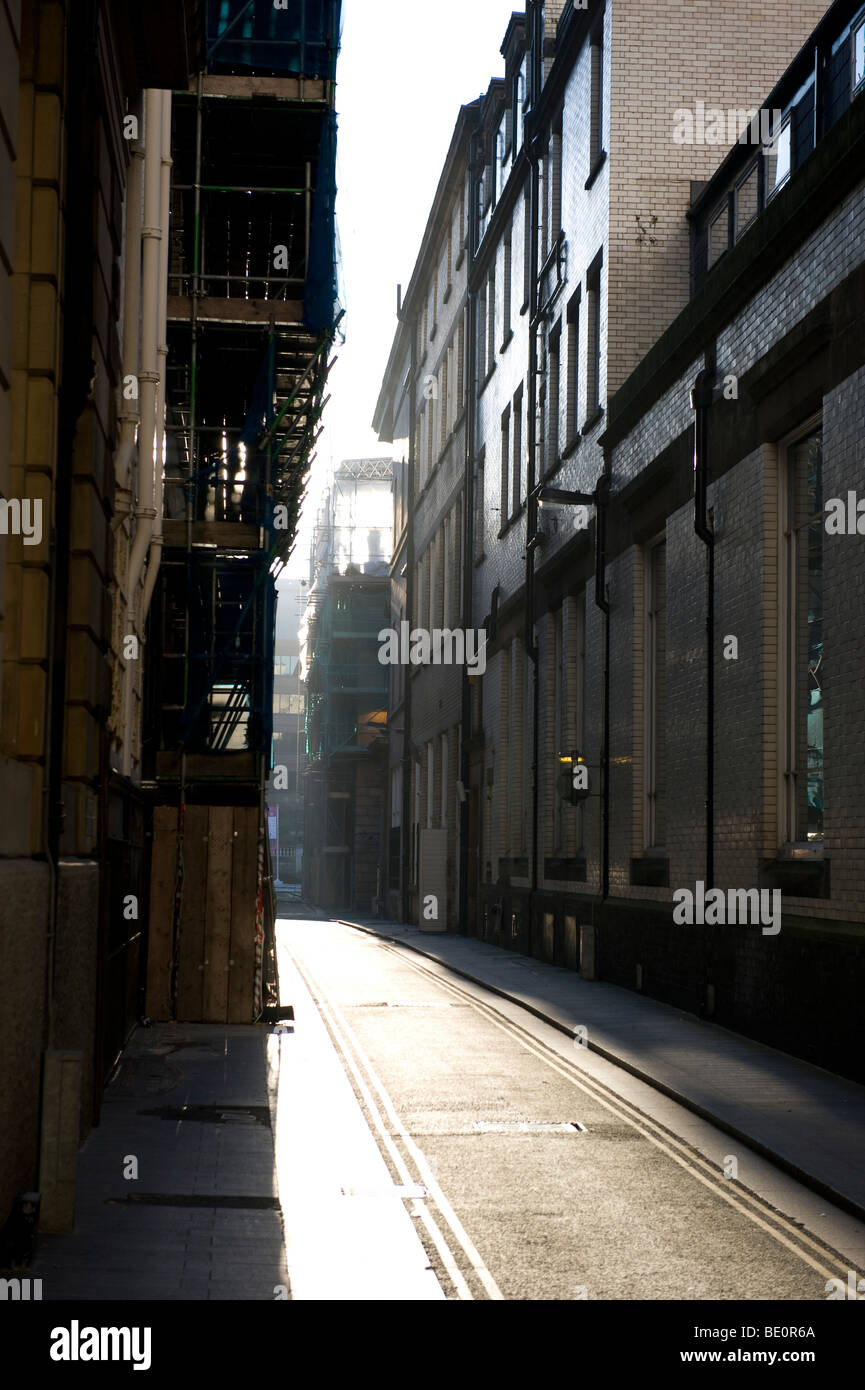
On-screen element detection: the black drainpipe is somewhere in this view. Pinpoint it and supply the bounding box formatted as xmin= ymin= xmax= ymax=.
xmin=526 ymin=3 xmax=544 ymax=933
xmin=400 ymin=314 xmax=417 ymax=926
xmin=691 ymin=361 xmax=715 ymax=895
xmin=594 ymin=470 xmax=611 ymax=926
xmin=459 ymin=121 xmax=480 ymax=936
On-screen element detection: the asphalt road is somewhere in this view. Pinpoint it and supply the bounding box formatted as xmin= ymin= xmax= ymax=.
xmin=273 ymin=918 xmax=865 ymax=1302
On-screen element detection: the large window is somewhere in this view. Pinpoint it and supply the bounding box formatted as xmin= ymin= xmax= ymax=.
xmin=512 ymin=383 xmax=524 ymax=515
xmin=765 ymin=115 xmax=791 ymax=197
xmin=780 ymin=424 xmax=824 ymax=846
xmin=645 ymin=538 xmax=667 ymax=849
xmin=500 ymin=406 xmax=511 ymax=529
xmin=547 ymin=327 xmax=561 ymax=475
xmin=855 ymin=18 xmax=865 ymax=91
xmin=502 ymin=222 xmax=513 ymax=346
xmin=588 ymin=25 xmax=605 ymax=174
xmin=585 ymin=252 xmax=603 ymax=420
xmin=566 ymin=289 xmax=580 ymax=449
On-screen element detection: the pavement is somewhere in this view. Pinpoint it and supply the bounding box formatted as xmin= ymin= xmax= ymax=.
xmin=35 ymin=1023 xmax=291 ymax=1301
xmin=335 ymin=913 xmax=865 ymax=1225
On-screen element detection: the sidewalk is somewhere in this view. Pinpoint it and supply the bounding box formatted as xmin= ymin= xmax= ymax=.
xmin=335 ymin=914 xmax=865 ymax=1223
xmin=35 ymin=1023 xmax=290 ymax=1300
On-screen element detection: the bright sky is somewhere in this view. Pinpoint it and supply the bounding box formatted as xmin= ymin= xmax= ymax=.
xmin=283 ymin=0 xmax=521 ymax=582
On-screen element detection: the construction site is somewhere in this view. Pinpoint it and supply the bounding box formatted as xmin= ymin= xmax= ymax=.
xmin=142 ymin=1 xmax=343 ymax=1025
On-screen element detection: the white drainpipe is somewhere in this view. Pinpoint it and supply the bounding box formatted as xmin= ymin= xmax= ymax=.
xmin=122 ymin=89 xmax=164 ymax=777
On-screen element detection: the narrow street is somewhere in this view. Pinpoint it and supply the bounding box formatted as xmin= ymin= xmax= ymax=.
xmin=273 ymin=919 xmax=865 ymax=1302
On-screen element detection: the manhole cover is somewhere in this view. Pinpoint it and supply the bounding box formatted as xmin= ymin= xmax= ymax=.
xmin=472 ymin=1120 xmax=586 ymax=1134
xmin=340 ymin=1184 xmax=427 ymax=1200
xmin=137 ymin=1104 xmax=271 ymax=1128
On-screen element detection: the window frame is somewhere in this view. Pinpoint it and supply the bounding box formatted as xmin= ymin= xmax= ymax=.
xmin=777 ymin=413 xmax=825 ymax=853
xmin=852 ymin=15 xmax=865 ymax=93
xmin=644 ymin=535 xmax=667 ymax=852
xmin=764 ymin=113 xmax=792 ymax=199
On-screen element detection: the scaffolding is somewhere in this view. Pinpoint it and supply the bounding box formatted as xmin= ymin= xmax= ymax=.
xmin=144 ymin=0 xmax=343 ymax=1023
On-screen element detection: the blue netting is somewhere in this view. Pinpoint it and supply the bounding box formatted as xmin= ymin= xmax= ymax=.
xmin=207 ymin=0 xmax=342 ymax=80
xmin=303 ymin=107 xmax=342 ymax=335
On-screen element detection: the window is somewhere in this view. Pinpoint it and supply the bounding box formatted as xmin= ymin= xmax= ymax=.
xmin=512 ymin=383 xmax=523 ymax=515
xmin=735 ymin=162 xmax=759 ymax=239
xmin=780 ymin=424 xmax=824 ymax=846
xmin=645 ymin=539 xmax=667 ymax=849
xmin=274 ymin=693 xmax=303 ymax=714
xmin=708 ymin=203 xmax=728 ymax=267
xmin=853 ymin=19 xmax=865 ymax=91
xmin=552 ymin=601 xmax=585 ymax=854
xmin=426 ymin=742 xmax=434 ymax=828
xmin=549 ymin=113 xmax=563 ymax=251
xmin=441 ymin=515 xmax=450 ymax=629
xmin=500 ymin=406 xmax=511 ymax=529
xmin=585 ymin=252 xmax=602 ymax=421
xmin=487 ymin=266 xmax=496 ymax=375
xmin=566 ymin=288 xmax=581 ymax=448
xmin=547 ymin=328 xmax=561 ymax=475
xmin=765 ymin=115 xmax=791 ymax=196
xmin=474 ymin=447 xmax=485 ymax=562
xmin=588 ymin=27 xmax=604 ymax=173
xmin=440 ymin=732 xmax=448 ymax=827
xmin=522 ymin=182 xmax=532 ymax=310
xmin=502 ymin=223 xmax=513 ymax=346
xmin=476 ymin=279 xmax=487 ymax=383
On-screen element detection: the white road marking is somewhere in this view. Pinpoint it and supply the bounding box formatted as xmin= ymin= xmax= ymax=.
xmin=376 ymin=936 xmax=856 ymax=1287
xmin=270 ymin=944 xmax=444 ymax=1300
xmin=284 ymin=929 xmax=506 ymax=1300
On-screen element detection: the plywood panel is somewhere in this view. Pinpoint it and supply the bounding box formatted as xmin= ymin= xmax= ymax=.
xmin=175 ymin=805 xmax=208 ymax=1021
xmin=203 ymin=805 xmax=233 ymax=1023
xmin=228 ymin=807 xmax=258 ymax=1023
xmin=146 ymin=807 xmax=179 ymax=1020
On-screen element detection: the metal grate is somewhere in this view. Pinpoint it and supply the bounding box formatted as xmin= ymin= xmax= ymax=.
xmin=472 ymin=1121 xmax=587 ymax=1134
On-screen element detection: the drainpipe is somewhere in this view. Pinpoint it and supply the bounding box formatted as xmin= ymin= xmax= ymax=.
xmin=595 ymin=470 xmax=611 ymax=932
xmin=459 ymin=124 xmax=480 ymax=936
xmin=142 ymin=90 xmax=172 ymax=622
xmin=122 ymin=89 xmax=163 ymax=777
xmin=526 ymin=9 xmax=543 ymax=924
xmin=691 ymin=364 xmax=715 ymax=894
xmin=114 ymin=97 xmax=144 ymax=522
xmin=400 ymin=312 xmax=417 ymax=926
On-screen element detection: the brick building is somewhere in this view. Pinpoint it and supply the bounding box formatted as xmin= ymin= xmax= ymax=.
xmin=301 ymin=460 xmax=392 ymax=913
xmin=374 ymin=104 xmax=477 ymax=929
xmin=373 ymin=0 xmax=864 ymax=1080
